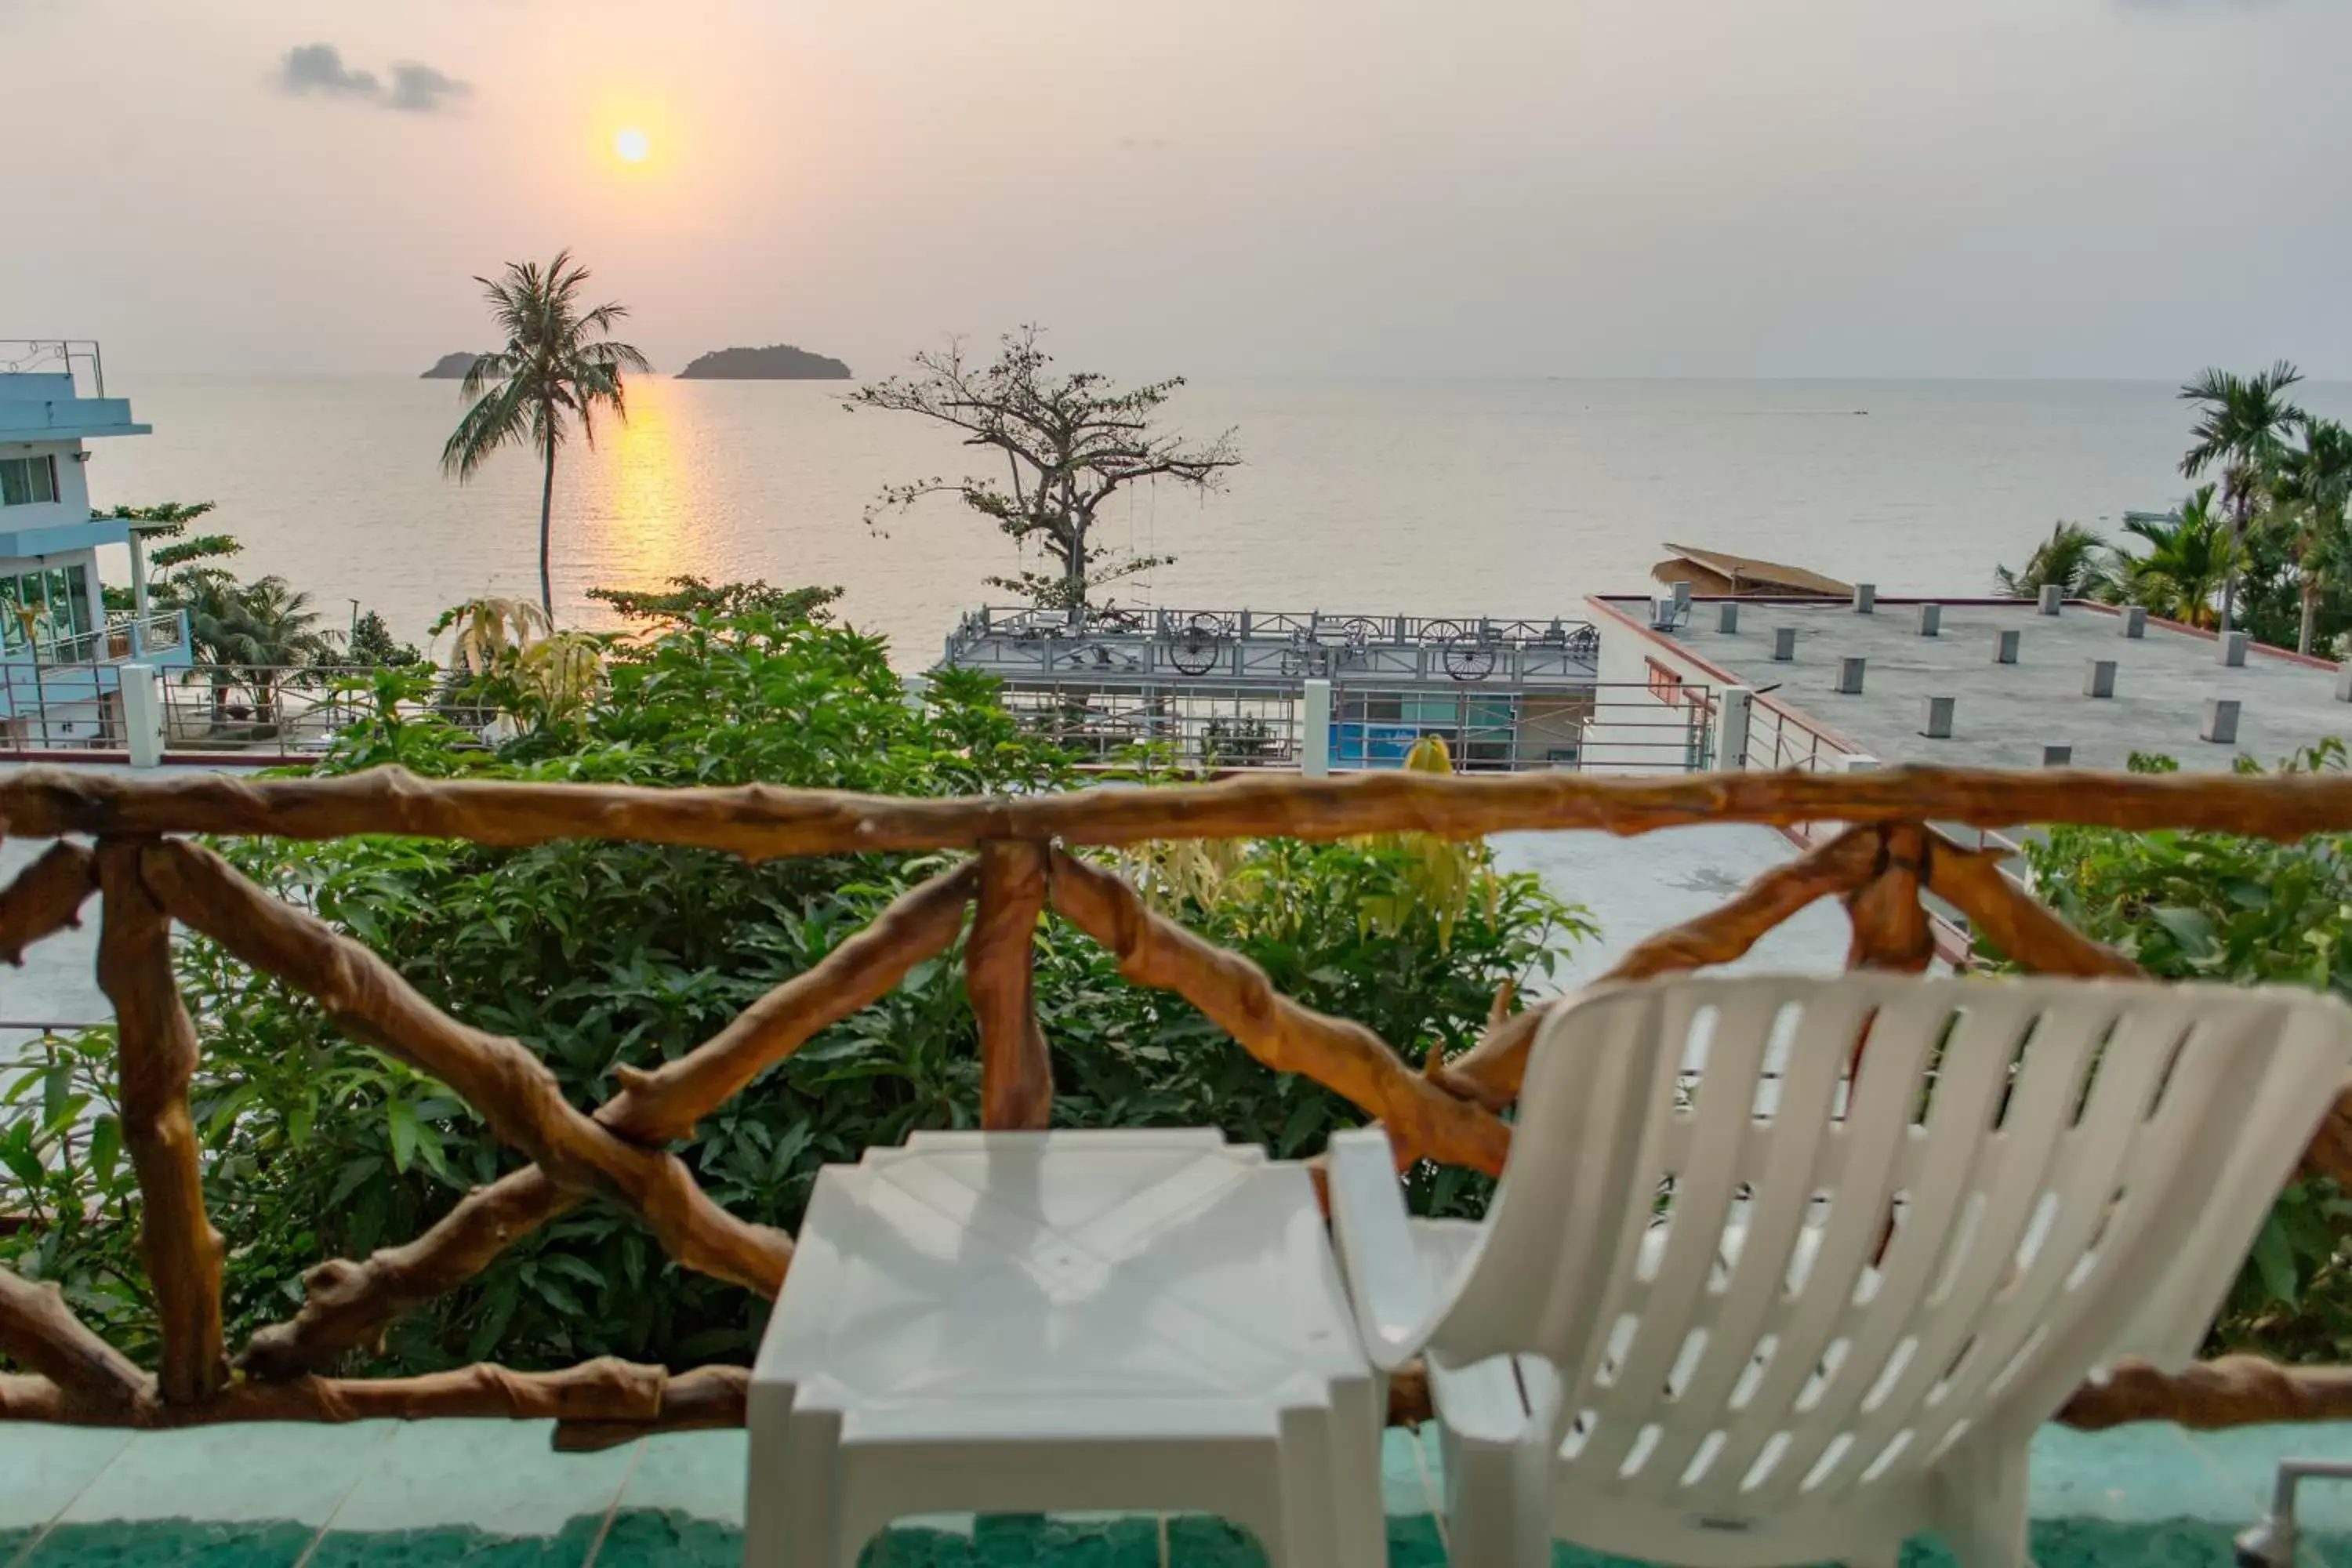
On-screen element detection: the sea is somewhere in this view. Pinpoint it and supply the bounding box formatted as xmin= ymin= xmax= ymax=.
xmin=85 ymin=376 xmax=2352 ymax=666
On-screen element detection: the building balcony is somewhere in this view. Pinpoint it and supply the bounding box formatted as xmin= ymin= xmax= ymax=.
xmin=6 ymin=764 xmax=2352 ymax=1566
xmin=0 ymin=342 xmax=147 ymax=443
xmin=0 ymin=611 xmax=194 ymax=731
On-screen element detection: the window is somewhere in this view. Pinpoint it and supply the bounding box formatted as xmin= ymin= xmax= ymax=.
xmin=0 ymin=455 xmax=60 ymax=507
xmin=0 ymin=563 xmax=91 ymax=652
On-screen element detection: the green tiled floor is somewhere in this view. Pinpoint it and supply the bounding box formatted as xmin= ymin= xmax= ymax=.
xmin=2 ymin=1418 xmax=2347 ymax=1566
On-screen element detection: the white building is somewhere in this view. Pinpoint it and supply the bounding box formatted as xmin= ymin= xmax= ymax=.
xmin=1 ymin=339 xmax=190 ymax=750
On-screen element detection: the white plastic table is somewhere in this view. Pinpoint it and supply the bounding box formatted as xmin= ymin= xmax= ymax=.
xmin=746 ymin=1128 xmax=1385 ymax=1568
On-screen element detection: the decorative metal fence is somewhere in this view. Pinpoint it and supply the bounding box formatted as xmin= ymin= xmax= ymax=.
xmin=3 ymin=764 xmax=2351 ymax=1446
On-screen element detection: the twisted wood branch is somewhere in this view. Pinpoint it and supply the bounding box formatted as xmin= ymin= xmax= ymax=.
xmin=971 ymin=840 xmax=1051 ymax=1130
xmin=1430 ymin=826 xmax=1885 ymax=1111
xmin=15 ymin=762 xmax=2352 ymax=856
xmin=1922 ymin=835 xmax=2140 ymax=980
xmin=136 ymin=838 xmax=793 ymax=1299
xmin=0 ymin=1356 xmax=696 ymax=1429
xmin=0 ymin=840 xmax=98 ymax=964
xmin=94 ymin=841 xmax=227 ymax=1406
xmin=2057 ymin=1356 xmax=2352 ymax=1430
xmin=0 ymin=1267 xmax=148 ymax=1413
xmin=1047 ymin=848 xmax=1512 ymax=1176
xmin=552 ymin=1364 xmax=749 ymax=1451
xmin=1843 ymin=823 xmax=1935 ymax=973
xmin=238 ymin=862 xmax=975 ymax=1379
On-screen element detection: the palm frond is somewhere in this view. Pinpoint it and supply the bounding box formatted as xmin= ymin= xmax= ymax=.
xmin=441 ymin=376 xmax=532 ymax=479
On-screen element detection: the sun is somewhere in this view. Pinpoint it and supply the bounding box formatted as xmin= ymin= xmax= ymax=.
xmin=614 ymin=127 xmax=650 ymax=165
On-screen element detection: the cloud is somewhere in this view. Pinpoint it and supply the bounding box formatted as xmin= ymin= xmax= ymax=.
xmin=278 ymin=44 xmax=468 ymax=112
xmin=280 ymin=42 xmax=379 ymax=99
xmin=386 ymin=62 xmax=469 ymax=113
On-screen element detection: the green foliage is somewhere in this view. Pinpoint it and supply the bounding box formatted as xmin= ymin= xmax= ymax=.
xmin=1992 ymin=521 xmax=2117 ymax=599
xmin=586 ymin=576 xmax=844 ymax=626
xmin=2016 ymin=740 xmax=2352 ymax=1358
xmin=348 ymin=611 xmax=423 ymax=668
xmin=148 ymin=535 xmax=243 ymax=572
xmin=2 ymin=603 xmax=1588 ymax=1378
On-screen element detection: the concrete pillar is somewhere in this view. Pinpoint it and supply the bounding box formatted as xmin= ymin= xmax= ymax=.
xmin=1301 ymin=678 xmax=1333 ymax=778
xmin=1916 ymin=604 xmax=1941 ymax=637
xmin=2221 ymin=630 xmax=2249 ymax=667
xmin=1717 ymin=686 xmax=1753 ymax=770
xmin=2038 ymin=585 xmax=2063 ymax=615
xmin=121 ymin=665 xmax=165 ymax=768
xmin=1771 ymin=626 xmax=1797 ymax=662
xmin=2336 ymin=663 xmax=2352 ymax=704
xmin=1853 ymin=583 xmax=1877 ymax=615
xmin=900 ymin=673 xmax=931 ymax=713
xmin=2122 ymin=606 xmax=2147 ymax=639
xmin=1718 ymin=602 xmax=1740 ymax=634
xmin=2042 ymin=744 xmax=2073 ymax=767
xmin=1920 ymin=695 xmax=1955 ymax=739
xmin=1835 ymin=656 xmax=1866 ymax=695
xmin=2202 ymin=699 xmax=2241 ymax=746
xmin=1671 ymin=581 xmax=1693 ymax=617
xmin=2084 ymin=659 xmax=2117 ymax=699
xmin=1994 ymin=630 xmax=2020 ymax=664
xmin=126 ymin=539 xmax=152 ymax=655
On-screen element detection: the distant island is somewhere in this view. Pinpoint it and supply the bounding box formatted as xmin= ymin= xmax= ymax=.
xmin=676 ymin=344 xmax=852 ymax=380
xmin=420 ymin=353 xmax=480 ymax=379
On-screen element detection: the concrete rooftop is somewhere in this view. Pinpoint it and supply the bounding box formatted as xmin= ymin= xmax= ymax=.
xmin=1609 ymin=596 xmax=2352 ymax=772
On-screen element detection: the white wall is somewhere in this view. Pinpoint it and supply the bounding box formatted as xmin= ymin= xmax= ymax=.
xmin=1581 ymin=601 xmax=1724 ymax=772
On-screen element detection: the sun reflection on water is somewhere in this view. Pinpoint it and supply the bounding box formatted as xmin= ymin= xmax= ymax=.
xmin=575 ymin=378 xmax=702 ymax=615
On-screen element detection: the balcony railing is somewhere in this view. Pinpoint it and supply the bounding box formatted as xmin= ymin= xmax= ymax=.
xmin=2 ymin=764 xmax=2350 ymax=1443
xmin=2 ymin=659 xmax=379 ymax=757
xmin=1000 ymin=679 xmax=1716 ymax=772
xmin=16 ymin=611 xmax=187 ymax=667
xmin=0 ymin=340 xmax=107 ymax=397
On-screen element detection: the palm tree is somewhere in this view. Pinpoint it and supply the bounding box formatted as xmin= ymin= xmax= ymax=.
xmin=165 ymin=571 xmax=336 ymax=725
xmin=1994 ymin=522 xmax=2118 ymax=599
xmin=230 ymin=576 xmax=336 ymax=723
xmin=2269 ymin=417 xmax=2352 ymax=655
xmin=2115 ymin=486 xmax=2238 ymax=630
xmin=2179 ymin=361 xmax=2306 ymax=636
xmin=440 ymin=251 xmax=650 ymax=619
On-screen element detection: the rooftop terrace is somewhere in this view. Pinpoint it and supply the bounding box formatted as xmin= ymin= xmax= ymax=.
xmin=1597 ymin=593 xmax=2352 ymax=771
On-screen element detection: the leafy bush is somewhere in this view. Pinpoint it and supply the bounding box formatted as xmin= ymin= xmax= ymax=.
xmin=2018 ymin=741 xmax=2352 ymax=1359
xmin=2 ymin=604 xmax=1586 ymax=1377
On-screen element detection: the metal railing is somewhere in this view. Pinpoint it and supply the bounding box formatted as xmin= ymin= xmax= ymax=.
xmin=158 ymin=666 xmax=382 ymax=755
xmin=16 ymin=610 xmax=188 ymax=666
xmin=1744 ymin=697 xmax=1857 ymax=774
xmin=1 ymin=662 xmax=386 ymax=756
xmin=944 ymin=606 xmax=1602 ymax=690
xmin=0 ymin=339 xmax=105 ymax=397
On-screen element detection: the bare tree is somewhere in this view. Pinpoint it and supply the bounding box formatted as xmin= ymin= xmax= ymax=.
xmin=848 ymin=327 xmax=1241 ymax=612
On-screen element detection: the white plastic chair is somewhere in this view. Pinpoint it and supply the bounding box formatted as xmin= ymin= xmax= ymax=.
xmin=1330 ymin=973 xmax=2352 ymax=1567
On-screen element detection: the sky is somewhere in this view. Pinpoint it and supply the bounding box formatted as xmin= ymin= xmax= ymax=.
xmin=4 ymin=0 xmax=2348 ymax=381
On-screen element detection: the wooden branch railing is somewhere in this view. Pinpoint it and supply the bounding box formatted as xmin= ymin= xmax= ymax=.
xmin=7 ymin=760 xmax=2352 ymax=1446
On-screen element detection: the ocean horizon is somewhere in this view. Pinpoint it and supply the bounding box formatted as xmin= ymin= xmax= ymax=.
xmin=82 ymin=374 xmax=2352 ymax=664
